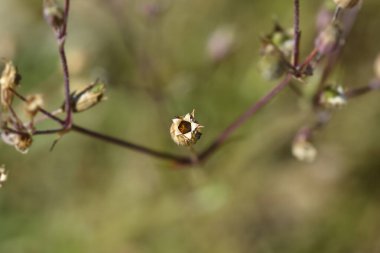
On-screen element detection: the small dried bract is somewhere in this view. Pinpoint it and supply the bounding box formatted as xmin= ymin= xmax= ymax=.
xmin=65 ymin=81 xmax=106 ymax=113
xmin=315 ymin=22 xmax=343 ymax=56
xmin=319 ymin=85 xmax=347 ymax=108
xmin=0 ymin=166 xmax=8 ymax=188
xmin=1 ymin=131 xmax=33 ymax=154
xmin=170 ymin=109 xmax=203 ymax=146
xmin=25 ymin=94 xmax=44 ymax=119
xmin=292 ymin=135 xmax=318 ymax=163
xmin=43 ymin=0 xmax=65 ymax=33
xmin=333 ymin=0 xmax=360 ymax=9
xmin=0 ymin=61 xmax=21 ymax=110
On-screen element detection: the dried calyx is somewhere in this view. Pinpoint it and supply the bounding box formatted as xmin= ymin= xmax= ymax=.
xmin=0 ymin=61 xmax=21 ymax=110
xmin=1 ymin=130 xmax=33 ymax=154
xmin=170 ymin=109 xmax=204 ymax=146
xmin=43 ymin=0 xmax=65 ymax=33
xmin=64 ymin=81 xmax=106 ymax=113
xmin=319 ymin=85 xmax=347 ymax=109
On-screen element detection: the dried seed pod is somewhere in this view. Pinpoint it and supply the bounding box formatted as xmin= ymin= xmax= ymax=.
xmin=292 ymin=139 xmax=318 ymax=163
xmin=1 ymin=131 xmax=33 ymax=154
xmin=170 ymin=109 xmax=203 ymax=146
xmin=333 ymin=0 xmax=360 ymax=9
xmin=319 ymin=85 xmax=347 ymax=108
xmin=0 ymin=61 xmax=21 ymax=110
xmin=15 ymin=134 xmax=33 ymax=154
xmin=25 ymin=94 xmax=44 ymax=119
xmin=315 ymin=22 xmax=343 ymax=56
xmin=65 ymin=81 xmax=106 ymax=113
xmin=0 ymin=166 xmax=8 ymax=188
xmin=43 ymin=0 xmax=65 ymax=33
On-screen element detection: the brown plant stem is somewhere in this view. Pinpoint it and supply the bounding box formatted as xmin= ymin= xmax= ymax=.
xmin=345 ymin=80 xmax=380 ymax=98
xmin=293 ymin=0 xmax=301 ymax=68
xmin=10 ymin=88 xmax=191 ymax=163
xmin=198 ymin=74 xmax=293 ymax=162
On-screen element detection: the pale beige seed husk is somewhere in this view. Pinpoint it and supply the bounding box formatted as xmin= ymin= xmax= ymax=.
xmin=333 ymin=0 xmax=360 ymax=9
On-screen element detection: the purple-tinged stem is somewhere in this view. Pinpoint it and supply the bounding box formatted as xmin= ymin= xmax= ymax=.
xmin=10 ymin=88 xmax=192 ymax=164
xmin=199 ymin=74 xmax=293 ymax=161
xmin=293 ymin=0 xmax=301 ymax=69
xmin=346 ymin=80 xmax=380 ymax=98
xmin=59 ymin=0 xmax=72 ymax=130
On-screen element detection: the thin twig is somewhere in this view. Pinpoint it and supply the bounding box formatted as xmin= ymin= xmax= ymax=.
xmin=199 ymin=74 xmax=293 ymax=161
xmin=293 ymin=0 xmax=301 ymax=69
xmin=58 ymin=0 xmax=72 ymax=130
xmin=10 ymin=88 xmax=192 ymax=164
xmin=345 ymin=80 xmax=380 ymax=98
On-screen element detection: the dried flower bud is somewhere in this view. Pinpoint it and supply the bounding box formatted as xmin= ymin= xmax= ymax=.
xmin=292 ymin=139 xmax=318 ymax=163
xmin=15 ymin=134 xmax=33 ymax=154
xmin=0 ymin=166 xmax=8 ymax=188
xmin=25 ymin=94 xmax=44 ymax=119
xmin=319 ymin=85 xmax=347 ymax=108
xmin=0 ymin=61 xmax=21 ymax=110
xmin=374 ymin=54 xmax=380 ymax=80
xmin=259 ymin=43 xmax=288 ymax=80
xmin=1 ymin=131 xmax=33 ymax=154
xmin=268 ymin=24 xmax=294 ymax=57
xmin=315 ymin=22 xmax=343 ymax=56
xmin=43 ymin=0 xmax=65 ymax=33
xmin=65 ymin=81 xmax=106 ymax=113
xmin=333 ymin=0 xmax=360 ymax=9
xmin=170 ymin=109 xmax=204 ymax=146
xmin=207 ymin=25 xmax=236 ymax=62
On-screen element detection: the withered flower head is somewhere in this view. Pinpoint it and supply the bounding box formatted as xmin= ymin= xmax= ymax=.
xmin=43 ymin=0 xmax=65 ymax=33
xmin=1 ymin=131 xmax=33 ymax=154
xmin=170 ymin=109 xmax=204 ymax=146
xmin=65 ymin=81 xmax=106 ymax=113
xmin=0 ymin=61 xmax=21 ymax=110
xmin=319 ymin=85 xmax=347 ymax=108
xmin=25 ymin=94 xmax=44 ymax=119
xmin=0 ymin=165 xmax=8 ymax=188
xmin=333 ymin=0 xmax=361 ymax=9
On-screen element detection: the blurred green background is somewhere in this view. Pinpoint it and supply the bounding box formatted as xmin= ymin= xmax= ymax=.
xmin=1 ymin=0 xmax=380 ymax=252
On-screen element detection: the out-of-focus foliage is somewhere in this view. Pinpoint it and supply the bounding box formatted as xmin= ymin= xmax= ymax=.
xmin=1 ymin=0 xmax=380 ymax=252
